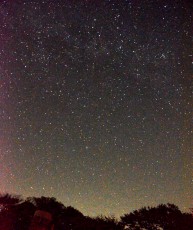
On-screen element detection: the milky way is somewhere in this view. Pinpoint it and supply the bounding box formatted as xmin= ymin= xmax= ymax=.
xmin=0 ymin=0 xmax=192 ymax=216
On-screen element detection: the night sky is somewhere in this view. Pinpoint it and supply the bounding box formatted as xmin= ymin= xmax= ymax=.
xmin=0 ymin=0 xmax=192 ymax=217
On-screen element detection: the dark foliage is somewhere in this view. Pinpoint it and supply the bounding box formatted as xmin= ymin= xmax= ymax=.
xmin=120 ymin=203 xmax=193 ymax=230
xmin=0 ymin=194 xmax=192 ymax=230
xmin=0 ymin=193 xmax=121 ymax=230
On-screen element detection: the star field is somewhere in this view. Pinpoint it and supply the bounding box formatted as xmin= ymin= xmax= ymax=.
xmin=0 ymin=0 xmax=192 ymax=216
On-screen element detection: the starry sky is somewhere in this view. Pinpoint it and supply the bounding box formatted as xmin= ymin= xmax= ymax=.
xmin=0 ymin=0 xmax=192 ymax=217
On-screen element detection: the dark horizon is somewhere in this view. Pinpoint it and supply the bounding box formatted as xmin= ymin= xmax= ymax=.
xmin=1 ymin=193 xmax=192 ymax=230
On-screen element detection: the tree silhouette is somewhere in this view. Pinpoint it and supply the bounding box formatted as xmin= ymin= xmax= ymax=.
xmin=0 ymin=193 xmax=24 ymax=230
xmin=0 ymin=193 xmax=22 ymax=208
xmin=94 ymin=215 xmax=123 ymax=230
xmin=120 ymin=203 xmax=193 ymax=230
xmin=12 ymin=200 xmax=35 ymax=230
xmin=0 ymin=194 xmax=192 ymax=230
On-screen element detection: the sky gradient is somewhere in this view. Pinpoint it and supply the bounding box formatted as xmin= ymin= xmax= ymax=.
xmin=0 ymin=0 xmax=192 ymax=217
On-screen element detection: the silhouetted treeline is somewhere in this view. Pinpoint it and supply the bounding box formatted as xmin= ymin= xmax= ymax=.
xmin=0 ymin=193 xmax=192 ymax=230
